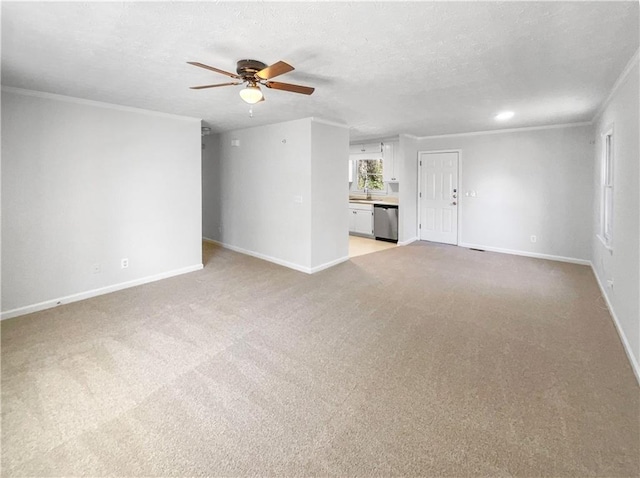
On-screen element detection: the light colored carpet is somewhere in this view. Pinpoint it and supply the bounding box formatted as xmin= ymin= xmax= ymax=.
xmin=2 ymin=241 xmax=638 ymax=477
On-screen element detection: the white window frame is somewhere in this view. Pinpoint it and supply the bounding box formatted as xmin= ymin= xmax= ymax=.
xmin=351 ymin=158 xmax=388 ymax=195
xmin=599 ymin=126 xmax=614 ymax=251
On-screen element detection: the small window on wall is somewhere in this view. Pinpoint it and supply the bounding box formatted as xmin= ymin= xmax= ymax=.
xmin=601 ymin=128 xmax=614 ymax=248
xmin=357 ymin=159 xmax=385 ymax=192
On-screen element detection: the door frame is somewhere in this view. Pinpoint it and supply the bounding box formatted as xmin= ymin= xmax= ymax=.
xmin=416 ymin=149 xmax=462 ymax=245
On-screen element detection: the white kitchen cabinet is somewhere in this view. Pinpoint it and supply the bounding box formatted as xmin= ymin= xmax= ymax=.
xmin=348 ymin=208 xmax=357 ymax=232
xmin=354 ymin=209 xmax=373 ymax=236
xmin=348 ymin=159 xmax=353 ymax=183
xmin=349 ymin=142 xmax=383 ymax=155
xmin=383 ymin=141 xmax=400 ymax=182
xmin=349 ymin=203 xmax=374 ymax=236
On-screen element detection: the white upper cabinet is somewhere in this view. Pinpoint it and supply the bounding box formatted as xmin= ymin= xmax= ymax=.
xmin=349 ymin=142 xmax=383 ymax=155
xmin=383 ymin=141 xmax=400 ymax=182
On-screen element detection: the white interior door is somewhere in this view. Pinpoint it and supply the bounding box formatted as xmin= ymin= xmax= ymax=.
xmin=419 ymin=151 xmax=459 ymax=244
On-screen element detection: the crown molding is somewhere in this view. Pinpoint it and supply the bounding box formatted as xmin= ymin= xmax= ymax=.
xmin=310 ymin=117 xmax=350 ymax=129
xmin=1 ymin=86 xmax=202 ymax=122
xmin=592 ymin=47 xmax=639 ymax=123
xmin=417 ymin=121 xmax=593 ymax=140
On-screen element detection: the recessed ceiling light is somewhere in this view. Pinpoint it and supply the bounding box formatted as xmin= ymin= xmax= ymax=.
xmin=495 ymin=111 xmax=514 ymax=121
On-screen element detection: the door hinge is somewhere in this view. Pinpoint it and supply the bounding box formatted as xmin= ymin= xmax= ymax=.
xmin=419 ymin=160 xmax=422 ymax=166
xmin=419 ymin=224 xmax=422 ymax=229
xmin=419 ymin=192 xmax=422 ymax=198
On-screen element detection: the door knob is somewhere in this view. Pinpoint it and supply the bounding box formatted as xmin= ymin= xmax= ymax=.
xmin=452 ymin=201 xmax=457 ymax=206
xmin=452 ymin=194 xmax=457 ymax=198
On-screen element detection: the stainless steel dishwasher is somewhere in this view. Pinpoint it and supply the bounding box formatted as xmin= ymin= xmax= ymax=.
xmin=373 ymin=204 xmax=399 ymax=243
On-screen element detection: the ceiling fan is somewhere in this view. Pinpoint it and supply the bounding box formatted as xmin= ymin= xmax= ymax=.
xmin=188 ymin=59 xmax=315 ymax=104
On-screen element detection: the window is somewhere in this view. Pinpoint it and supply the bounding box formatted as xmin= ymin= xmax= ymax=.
xmin=601 ymin=128 xmax=614 ymax=247
xmin=356 ymin=159 xmax=385 ymax=192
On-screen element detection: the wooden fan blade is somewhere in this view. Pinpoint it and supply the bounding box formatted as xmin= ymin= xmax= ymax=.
xmin=190 ymin=82 xmax=242 ymax=90
xmin=265 ymin=81 xmax=314 ymax=95
xmin=256 ymin=61 xmax=294 ymax=80
xmin=187 ymin=61 xmax=242 ymax=79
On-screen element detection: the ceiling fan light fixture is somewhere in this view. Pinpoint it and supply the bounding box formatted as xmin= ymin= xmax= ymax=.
xmin=239 ymin=84 xmax=263 ymax=104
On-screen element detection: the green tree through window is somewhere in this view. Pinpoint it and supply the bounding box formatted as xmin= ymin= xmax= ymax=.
xmin=357 ymin=159 xmax=384 ymax=191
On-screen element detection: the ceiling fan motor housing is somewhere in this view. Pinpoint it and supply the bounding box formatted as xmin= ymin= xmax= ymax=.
xmin=236 ymin=59 xmax=267 ymax=78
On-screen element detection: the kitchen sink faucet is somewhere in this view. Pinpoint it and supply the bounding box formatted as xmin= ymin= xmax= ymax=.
xmin=364 ymin=180 xmax=371 ymax=199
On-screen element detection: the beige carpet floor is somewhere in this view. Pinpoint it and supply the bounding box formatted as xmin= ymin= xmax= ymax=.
xmin=2 ymin=241 xmax=638 ymax=477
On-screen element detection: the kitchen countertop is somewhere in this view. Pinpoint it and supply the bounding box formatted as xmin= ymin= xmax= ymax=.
xmin=349 ymin=199 xmax=399 ymax=206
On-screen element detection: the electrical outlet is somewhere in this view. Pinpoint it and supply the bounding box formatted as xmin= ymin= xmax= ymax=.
xmin=121 ymin=258 xmax=129 ymax=269
xmin=92 ymin=263 xmax=101 ymax=274
xmin=530 ymin=235 xmax=537 ymax=243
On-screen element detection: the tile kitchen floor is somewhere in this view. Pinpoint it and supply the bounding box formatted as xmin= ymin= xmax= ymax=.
xmin=348 ymin=235 xmax=397 ymax=258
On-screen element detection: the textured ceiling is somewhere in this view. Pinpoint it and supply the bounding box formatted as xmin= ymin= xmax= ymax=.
xmin=2 ymin=1 xmax=638 ymax=139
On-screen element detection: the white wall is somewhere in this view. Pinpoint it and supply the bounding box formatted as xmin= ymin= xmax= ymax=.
xmin=202 ymin=133 xmax=221 ymax=240
xmin=1 ymin=89 xmax=202 ymax=318
xmin=398 ymin=134 xmax=419 ymax=244
xmin=214 ymin=118 xmax=312 ymax=269
xmin=417 ymin=125 xmax=594 ymax=261
xmin=591 ymin=56 xmax=639 ymax=378
xmin=207 ymin=117 xmax=348 ymax=273
xmin=310 ymin=121 xmax=349 ymax=269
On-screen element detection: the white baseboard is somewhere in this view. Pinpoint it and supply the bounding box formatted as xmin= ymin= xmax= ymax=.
xmin=204 ymin=238 xmax=310 ymax=273
xmin=590 ymin=263 xmax=640 ymax=385
xmin=310 ymin=256 xmax=350 ymax=273
xmin=1 ymin=264 xmax=203 ymax=321
xmin=398 ymin=236 xmax=418 ymax=246
xmin=204 ymin=237 xmax=348 ymax=274
xmin=458 ymin=242 xmax=590 ymax=266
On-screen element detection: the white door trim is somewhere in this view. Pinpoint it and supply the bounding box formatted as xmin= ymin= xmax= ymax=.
xmin=417 ymin=149 xmax=462 ymax=245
